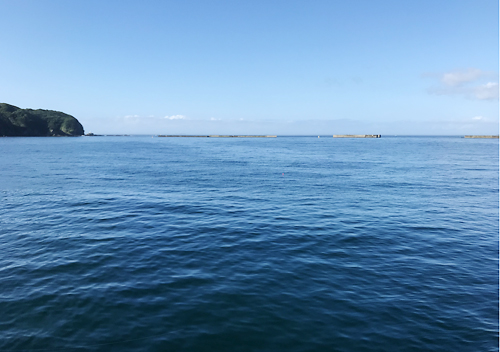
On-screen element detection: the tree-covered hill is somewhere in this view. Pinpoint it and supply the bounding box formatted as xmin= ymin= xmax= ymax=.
xmin=0 ymin=103 xmax=84 ymax=136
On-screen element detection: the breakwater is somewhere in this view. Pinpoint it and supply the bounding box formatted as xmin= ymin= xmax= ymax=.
xmin=464 ymin=135 xmax=499 ymax=139
xmin=333 ymin=134 xmax=381 ymax=138
xmin=157 ymin=135 xmax=277 ymax=138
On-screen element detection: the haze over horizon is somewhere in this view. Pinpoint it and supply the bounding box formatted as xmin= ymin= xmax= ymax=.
xmin=0 ymin=0 xmax=498 ymax=135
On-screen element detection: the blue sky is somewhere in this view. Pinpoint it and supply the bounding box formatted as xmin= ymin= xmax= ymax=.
xmin=0 ymin=0 xmax=498 ymax=135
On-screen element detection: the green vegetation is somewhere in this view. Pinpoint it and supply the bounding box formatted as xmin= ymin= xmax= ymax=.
xmin=0 ymin=103 xmax=84 ymax=136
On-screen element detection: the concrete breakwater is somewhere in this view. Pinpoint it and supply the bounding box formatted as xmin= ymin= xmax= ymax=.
xmin=333 ymin=135 xmax=381 ymax=138
xmin=464 ymin=135 xmax=499 ymax=139
xmin=158 ymin=135 xmax=277 ymax=138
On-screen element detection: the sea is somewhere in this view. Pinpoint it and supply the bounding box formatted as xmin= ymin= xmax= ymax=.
xmin=0 ymin=136 xmax=498 ymax=351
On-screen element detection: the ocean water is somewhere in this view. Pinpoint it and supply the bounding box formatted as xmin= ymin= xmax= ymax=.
xmin=0 ymin=136 xmax=498 ymax=352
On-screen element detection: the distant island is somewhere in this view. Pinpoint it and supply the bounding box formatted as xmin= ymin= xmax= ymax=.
xmin=464 ymin=135 xmax=499 ymax=139
xmin=0 ymin=103 xmax=84 ymax=136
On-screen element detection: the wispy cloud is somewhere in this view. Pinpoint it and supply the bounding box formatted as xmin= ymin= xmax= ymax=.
xmin=164 ymin=115 xmax=186 ymax=120
xmin=473 ymin=82 xmax=499 ymax=100
xmin=440 ymin=68 xmax=483 ymax=86
xmin=123 ymin=114 xmax=187 ymax=121
xmin=425 ymin=68 xmax=498 ymax=100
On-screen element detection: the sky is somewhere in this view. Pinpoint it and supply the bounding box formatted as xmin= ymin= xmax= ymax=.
xmin=0 ymin=0 xmax=498 ymax=135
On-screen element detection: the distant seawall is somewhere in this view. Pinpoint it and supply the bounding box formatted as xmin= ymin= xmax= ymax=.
xmin=332 ymin=135 xmax=381 ymax=138
xmin=464 ymin=135 xmax=499 ymax=139
xmin=158 ymin=135 xmax=277 ymax=138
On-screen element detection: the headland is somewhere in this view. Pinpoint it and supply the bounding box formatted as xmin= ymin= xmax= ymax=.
xmin=0 ymin=103 xmax=84 ymax=136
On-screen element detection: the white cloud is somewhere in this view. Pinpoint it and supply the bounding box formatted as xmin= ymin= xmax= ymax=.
xmin=441 ymin=68 xmax=483 ymax=87
xmin=164 ymin=115 xmax=186 ymax=120
xmin=472 ymin=116 xmax=483 ymax=120
xmin=426 ymin=68 xmax=499 ymax=101
xmin=473 ymin=82 xmax=498 ymax=100
xmin=210 ymin=117 xmax=221 ymax=121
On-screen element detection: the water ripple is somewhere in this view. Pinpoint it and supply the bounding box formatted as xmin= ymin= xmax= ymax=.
xmin=0 ymin=136 xmax=497 ymax=351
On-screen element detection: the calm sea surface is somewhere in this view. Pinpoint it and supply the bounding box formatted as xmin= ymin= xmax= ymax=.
xmin=0 ymin=136 xmax=498 ymax=351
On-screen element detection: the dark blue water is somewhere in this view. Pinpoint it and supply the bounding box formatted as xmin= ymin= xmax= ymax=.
xmin=0 ymin=136 xmax=498 ymax=351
